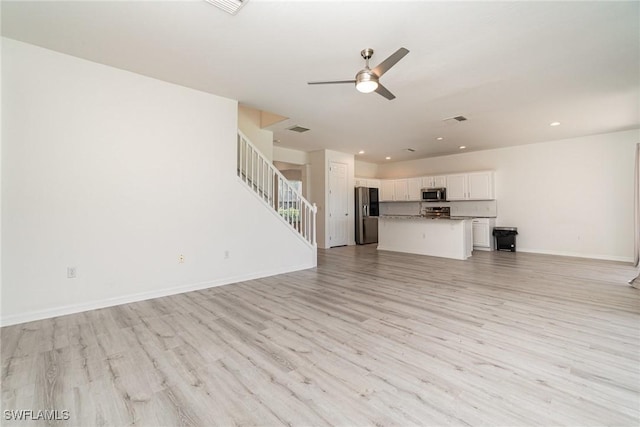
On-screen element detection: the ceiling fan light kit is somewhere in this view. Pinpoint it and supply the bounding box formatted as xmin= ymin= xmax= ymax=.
xmin=308 ymin=47 xmax=409 ymax=100
xmin=355 ymin=70 xmax=378 ymax=93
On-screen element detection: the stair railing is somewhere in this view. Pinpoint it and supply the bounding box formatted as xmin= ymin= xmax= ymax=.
xmin=237 ymin=131 xmax=317 ymax=247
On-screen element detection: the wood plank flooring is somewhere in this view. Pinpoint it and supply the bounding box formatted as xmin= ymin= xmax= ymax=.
xmin=2 ymin=246 xmax=639 ymax=426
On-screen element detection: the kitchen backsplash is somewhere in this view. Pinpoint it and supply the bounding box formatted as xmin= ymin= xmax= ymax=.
xmin=379 ymin=202 xmax=422 ymax=216
xmin=450 ymin=200 xmax=497 ymax=217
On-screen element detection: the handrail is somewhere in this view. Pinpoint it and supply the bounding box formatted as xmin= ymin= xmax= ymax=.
xmin=237 ymin=130 xmax=317 ymax=247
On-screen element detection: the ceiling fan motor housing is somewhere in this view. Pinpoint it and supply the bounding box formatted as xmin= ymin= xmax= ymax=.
xmin=360 ymin=48 xmax=374 ymax=60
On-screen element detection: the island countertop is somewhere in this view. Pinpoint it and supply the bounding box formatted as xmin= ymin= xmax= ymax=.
xmin=380 ymin=215 xmax=470 ymax=220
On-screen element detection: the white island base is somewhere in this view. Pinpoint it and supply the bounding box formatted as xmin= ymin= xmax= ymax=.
xmin=378 ymin=217 xmax=473 ymax=260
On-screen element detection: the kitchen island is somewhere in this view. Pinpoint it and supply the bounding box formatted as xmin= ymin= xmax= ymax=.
xmin=378 ymin=216 xmax=473 ymax=260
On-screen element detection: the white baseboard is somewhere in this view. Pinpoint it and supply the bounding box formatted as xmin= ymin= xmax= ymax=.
xmin=0 ymin=261 xmax=316 ymax=327
xmin=517 ymin=247 xmax=634 ymax=263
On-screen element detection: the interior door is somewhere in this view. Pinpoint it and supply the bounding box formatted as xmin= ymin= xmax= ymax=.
xmin=329 ymin=162 xmax=349 ymax=247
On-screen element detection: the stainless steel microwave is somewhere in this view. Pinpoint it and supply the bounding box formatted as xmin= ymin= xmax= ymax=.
xmin=421 ymin=187 xmax=447 ymax=201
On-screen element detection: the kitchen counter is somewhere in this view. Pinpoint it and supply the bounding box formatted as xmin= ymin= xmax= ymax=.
xmin=380 ymin=215 xmax=469 ymax=220
xmin=378 ymin=216 xmax=473 ymax=260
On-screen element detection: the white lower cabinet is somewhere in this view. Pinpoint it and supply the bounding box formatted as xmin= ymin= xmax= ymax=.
xmin=472 ymin=218 xmax=496 ymax=251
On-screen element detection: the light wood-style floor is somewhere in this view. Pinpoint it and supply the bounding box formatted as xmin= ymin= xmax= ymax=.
xmin=2 ymin=246 xmax=639 ymax=426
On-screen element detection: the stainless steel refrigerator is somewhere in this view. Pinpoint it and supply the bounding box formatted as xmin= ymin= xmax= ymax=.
xmin=355 ymin=187 xmax=379 ymax=245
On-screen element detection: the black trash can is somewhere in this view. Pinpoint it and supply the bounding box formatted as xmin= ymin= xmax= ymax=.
xmin=493 ymin=227 xmax=518 ymax=252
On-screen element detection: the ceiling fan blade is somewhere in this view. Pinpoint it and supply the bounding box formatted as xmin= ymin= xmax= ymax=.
xmin=308 ymin=80 xmax=356 ymax=85
xmin=372 ymin=47 xmax=409 ymax=77
xmin=375 ymin=83 xmax=396 ymax=100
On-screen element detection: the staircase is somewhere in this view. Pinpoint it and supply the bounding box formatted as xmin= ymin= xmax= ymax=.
xmin=237 ymin=131 xmax=317 ymax=248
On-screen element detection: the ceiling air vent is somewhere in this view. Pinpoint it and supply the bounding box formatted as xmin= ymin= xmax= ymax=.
xmin=442 ymin=115 xmax=469 ymax=126
xmin=204 ymin=0 xmax=249 ymax=15
xmin=287 ymin=126 xmax=310 ymax=133
xmin=406 ymin=148 xmax=416 ymax=152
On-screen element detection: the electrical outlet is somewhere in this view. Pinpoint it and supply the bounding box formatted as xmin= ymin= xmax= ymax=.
xmin=178 ymin=254 xmax=185 ymax=264
xmin=224 ymin=250 xmax=230 ymax=259
xmin=67 ymin=267 xmax=77 ymax=279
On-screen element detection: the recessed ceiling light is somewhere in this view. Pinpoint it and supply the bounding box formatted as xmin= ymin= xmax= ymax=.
xmin=550 ymin=121 xmax=561 ymax=126
xmin=358 ymin=150 xmax=365 ymax=154
xmin=385 ymin=156 xmax=391 ymax=160
xmin=459 ymin=146 xmax=466 ymax=150
xmin=436 ymin=137 xmax=444 ymax=141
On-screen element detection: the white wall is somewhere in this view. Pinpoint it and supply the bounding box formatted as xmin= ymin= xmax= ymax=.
xmin=1 ymin=38 xmax=315 ymax=326
xmin=354 ymin=160 xmax=379 ymax=178
xmin=273 ymin=147 xmax=312 ymax=199
xmin=376 ymin=130 xmax=638 ymax=261
xmin=273 ymin=145 xmax=309 ymax=165
xmin=238 ymin=105 xmax=273 ymax=161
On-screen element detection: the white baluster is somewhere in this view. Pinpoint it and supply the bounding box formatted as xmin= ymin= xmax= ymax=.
xmin=237 ymin=131 xmax=317 ymax=248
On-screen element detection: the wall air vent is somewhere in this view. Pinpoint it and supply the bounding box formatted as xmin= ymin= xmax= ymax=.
xmin=204 ymin=0 xmax=249 ymax=15
xmin=287 ymin=126 xmax=310 ymax=133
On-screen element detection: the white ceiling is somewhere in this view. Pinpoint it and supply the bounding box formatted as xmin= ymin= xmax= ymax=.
xmin=3 ymin=0 xmax=639 ymax=163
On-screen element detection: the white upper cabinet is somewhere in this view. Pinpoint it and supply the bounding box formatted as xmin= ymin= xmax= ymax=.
xmin=380 ymin=180 xmax=395 ymax=201
xmin=355 ymin=178 xmax=381 ymax=189
xmin=446 ymin=171 xmax=494 ymax=200
xmin=393 ymin=180 xmax=409 ymax=201
xmin=422 ymin=175 xmax=447 ymax=189
xmin=379 ymin=178 xmax=421 ymax=201
xmin=367 ymin=179 xmax=381 ymax=189
xmin=467 ymin=172 xmax=494 ymax=200
xmin=407 ymin=178 xmax=423 ymax=200
xmin=446 ymin=174 xmax=467 ymax=200
xmin=377 ymin=171 xmax=494 ymax=202
xmin=433 ymin=175 xmax=447 ymax=188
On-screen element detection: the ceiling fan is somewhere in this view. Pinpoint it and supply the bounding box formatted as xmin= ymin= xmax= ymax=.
xmin=308 ymin=47 xmax=409 ymax=100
